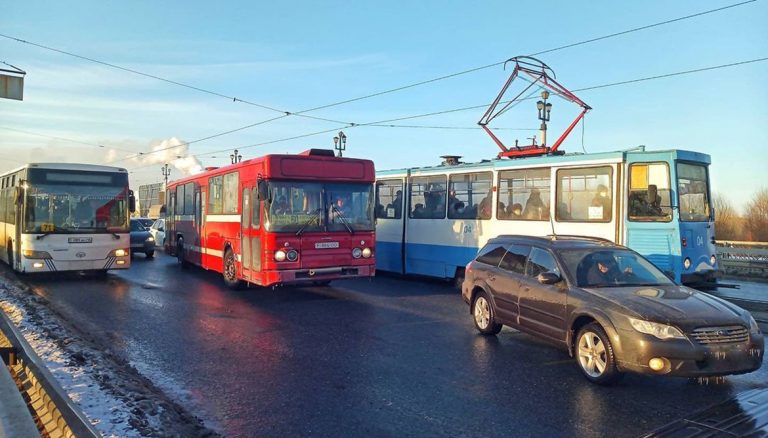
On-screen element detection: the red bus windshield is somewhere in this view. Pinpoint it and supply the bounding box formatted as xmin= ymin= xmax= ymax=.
xmin=266 ymin=181 xmax=374 ymax=233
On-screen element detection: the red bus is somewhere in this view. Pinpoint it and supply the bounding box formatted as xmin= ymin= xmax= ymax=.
xmin=165 ymin=149 xmax=376 ymax=288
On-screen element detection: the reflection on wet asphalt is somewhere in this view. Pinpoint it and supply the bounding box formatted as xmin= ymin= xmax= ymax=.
xmin=25 ymin=254 xmax=768 ymax=437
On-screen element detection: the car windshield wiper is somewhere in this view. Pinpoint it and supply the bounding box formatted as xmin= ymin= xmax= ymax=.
xmin=331 ymin=205 xmax=354 ymax=235
xmin=295 ymin=209 xmax=322 ymax=236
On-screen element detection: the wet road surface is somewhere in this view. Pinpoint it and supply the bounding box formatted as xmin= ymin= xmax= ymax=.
xmin=24 ymin=254 xmax=768 ymax=437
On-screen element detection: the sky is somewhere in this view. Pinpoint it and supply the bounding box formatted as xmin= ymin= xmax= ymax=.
xmin=1 ymin=0 xmax=766 ymax=210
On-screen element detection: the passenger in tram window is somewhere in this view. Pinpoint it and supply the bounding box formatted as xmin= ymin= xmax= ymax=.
xmin=590 ymin=184 xmax=612 ymax=220
xmin=393 ymin=190 xmax=403 ymax=217
xmin=478 ymin=190 xmax=493 ymax=219
xmin=412 ymin=203 xmax=426 ymax=218
xmin=523 ymin=188 xmax=546 ymax=219
xmin=509 ymin=203 xmax=523 ymax=219
xmin=557 ymin=202 xmax=572 ymax=220
xmin=497 ymin=202 xmax=507 ymax=218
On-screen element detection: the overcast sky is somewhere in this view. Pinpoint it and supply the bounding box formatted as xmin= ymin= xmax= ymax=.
xmin=1 ymin=0 xmax=766 ymax=209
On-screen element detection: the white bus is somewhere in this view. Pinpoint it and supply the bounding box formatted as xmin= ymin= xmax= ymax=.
xmin=0 ymin=163 xmax=135 ymax=274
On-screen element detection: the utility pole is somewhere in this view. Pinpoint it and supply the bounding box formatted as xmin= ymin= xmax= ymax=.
xmin=333 ymin=131 xmax=347 ymax=157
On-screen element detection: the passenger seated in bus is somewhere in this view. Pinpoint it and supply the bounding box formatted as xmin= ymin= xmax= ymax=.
xmin=523 ymin=188 xmax=546 ymax=219
xmin=591 ymin=185 xmax=611 ymax=220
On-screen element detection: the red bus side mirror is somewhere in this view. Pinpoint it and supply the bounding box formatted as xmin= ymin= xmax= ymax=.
xmin=129 ymin=190 xmax=136 ymax=213
xmin=257 ymin=180 xmax=270 ymax=202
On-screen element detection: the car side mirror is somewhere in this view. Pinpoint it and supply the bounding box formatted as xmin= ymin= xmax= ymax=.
xmin=537 ymin=272 xmax=561 ymax=285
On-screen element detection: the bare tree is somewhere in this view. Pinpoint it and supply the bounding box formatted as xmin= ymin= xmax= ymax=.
xmin=744 ymin=188 xmax=768 ymax=242
xmin=713 ymin=193 xmax=741 ymax=240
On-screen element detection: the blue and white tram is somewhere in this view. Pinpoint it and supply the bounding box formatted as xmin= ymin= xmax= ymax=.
xmin=374 ymin=147 xmax=719 ymax=286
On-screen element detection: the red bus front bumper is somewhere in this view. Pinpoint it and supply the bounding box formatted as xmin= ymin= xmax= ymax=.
xmin=260 ymin=264 xmax=375 ymax=287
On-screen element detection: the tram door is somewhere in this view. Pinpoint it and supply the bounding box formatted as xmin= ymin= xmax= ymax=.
xmin=623 ymin=158 xmax=677 ymax=276
xmin=374 ymin=178 xmax=406 ymax=274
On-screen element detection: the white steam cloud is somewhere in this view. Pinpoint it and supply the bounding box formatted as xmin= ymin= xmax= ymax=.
xmin=132 ymin=137 xmax=203 ymax=176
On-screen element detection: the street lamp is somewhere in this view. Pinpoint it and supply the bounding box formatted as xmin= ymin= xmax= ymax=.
xmin=536 ymin=90 xmax=553 ymax=147
xmin=230 ymin=149 xmax=242 ymax=164
xmin=333 ymin=131 xmax=347 ymax=157
xmin=161 ymin=164 xmax=171 ymax=189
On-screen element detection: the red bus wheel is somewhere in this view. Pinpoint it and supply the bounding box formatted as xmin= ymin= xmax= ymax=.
xmin=223 ymin=249 xmax=242 ymax=290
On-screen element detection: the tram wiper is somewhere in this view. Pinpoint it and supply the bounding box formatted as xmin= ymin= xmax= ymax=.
xmin=331 ymin=205 xmax=354 ymax=235
xmin=296 ymin=209 xmax=322 ymax=236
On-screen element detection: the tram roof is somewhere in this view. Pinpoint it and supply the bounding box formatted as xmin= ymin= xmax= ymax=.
xmin=376 ymin=147 xmax=710 ymax=176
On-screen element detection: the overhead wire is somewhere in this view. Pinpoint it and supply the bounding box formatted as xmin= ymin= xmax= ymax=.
xmin=1 ymin=0 xmax=758 ymax=164
xmin=0 ymin=126 xmax=139 ymax=154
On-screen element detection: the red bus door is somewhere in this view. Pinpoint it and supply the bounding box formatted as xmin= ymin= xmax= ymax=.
xmin=241 ymin=187 xmax=252 ymax=282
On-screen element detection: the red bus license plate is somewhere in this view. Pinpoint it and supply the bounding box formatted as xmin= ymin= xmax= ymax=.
xmin=315 ymin=242 xmax=339 ymax=249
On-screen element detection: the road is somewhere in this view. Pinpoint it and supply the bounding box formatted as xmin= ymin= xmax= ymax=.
xmin=23 ymin=254 xmax=768 ymax=437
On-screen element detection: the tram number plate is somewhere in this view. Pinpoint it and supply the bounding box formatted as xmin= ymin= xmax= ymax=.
xmin=68 ymin=237 xmax=93 ymax=244
xmin=315 ymin=242 xmax=339 ymax=249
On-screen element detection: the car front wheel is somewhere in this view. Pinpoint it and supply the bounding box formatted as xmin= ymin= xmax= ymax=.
xmin=576 ymin=323 xmax=622 ymax=385
xmin=472 ymin=291 xmax=502 ymax=335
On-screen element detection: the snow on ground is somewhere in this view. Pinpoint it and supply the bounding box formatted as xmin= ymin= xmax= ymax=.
xmin=0 ymin=270 xmax=217 ymax=437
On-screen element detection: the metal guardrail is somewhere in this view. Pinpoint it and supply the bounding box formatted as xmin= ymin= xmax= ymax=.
xmin=0 ymin=310 xmax=100 ymax=438
xmin=715 ymin=241 xmax=768 ymax=279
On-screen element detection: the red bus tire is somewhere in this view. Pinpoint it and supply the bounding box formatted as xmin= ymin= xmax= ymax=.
xmin=223 ymin=248 xmax=242 ymax=290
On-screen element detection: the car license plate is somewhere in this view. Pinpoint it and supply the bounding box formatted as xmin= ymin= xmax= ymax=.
xmin=68 ymin=237 xmax=93 ymax=244
xmin=315 ymin=242 xmax=339 ymax=249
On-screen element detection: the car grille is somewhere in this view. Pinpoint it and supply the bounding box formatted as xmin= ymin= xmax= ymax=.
xmin=689 ymin=325 xmax=749 ymax=345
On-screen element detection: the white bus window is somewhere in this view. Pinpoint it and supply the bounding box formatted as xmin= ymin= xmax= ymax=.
xmin=376 ymin=179 xmax=403 ymax=219
xmin=448 ymin=172 xmax=492 ymax=220
xmin=556 ymin=166 xmax=613 ymax=222
xmin=498 ymin=168 xmax=550 ymax=221
xmin=410 ymin=176 xmax=446 ymax=219
xmin=628 ymin=163 xmax=672 ymax=222
xmin=223 ymin=172 xmax=239 ymax=214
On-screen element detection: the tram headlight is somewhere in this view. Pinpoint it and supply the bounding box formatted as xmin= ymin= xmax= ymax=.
xmin=362 ymin=248 xmax=372 ymax=258
xmin=352 ymin=248 xmax=362 ymax=259
xmin=683 ymin=257 xmax=692 ymax=270
xmin=112 ymin=249 xmax=129 ymax=257
xmin=22 ymin=250 xmax=52 ymax=259
xmin=710 ymin=255 xmax=717 ymax=266
xmin=286 ymin=249 xmax=299 ymax=262
xmin=274 ymin=250 xmax=287 ymax=262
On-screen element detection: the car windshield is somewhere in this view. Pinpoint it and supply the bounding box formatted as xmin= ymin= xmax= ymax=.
xmin=265 ymin=181 xmax=374 ymax=233
xmin=130 ymin=220 xmax=147 ymax=232
xmin=559 ymin=247 xmax=674 ymax=288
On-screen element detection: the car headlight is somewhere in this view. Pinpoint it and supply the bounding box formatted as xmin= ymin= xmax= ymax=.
xmin=629 ymin=317 xmax=686 ymax=340
xmin=352 ymin=248 xmax=362 ymax=259
xmin=22 ymin=249 xmax=52 ymax=259
xmin=748 ymin=314 xmax=761 ymax=334
xmin=274 ymin=250 xmax=287 ymax=262
xmin=710 ymin=255 xmax=717 ymax=266
xmin=286 ymin=249 xmax=298 ymax=262
xmin=361 ymin=247 xmax=372 ymax=258
xmin=146 ymin=236 xmax=155 ymax=242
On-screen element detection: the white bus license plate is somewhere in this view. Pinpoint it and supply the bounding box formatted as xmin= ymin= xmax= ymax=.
xmin=68 ymin=237 xmax=93 ymax=243
xmin=315 ymin=242 xmax=339 ymax=249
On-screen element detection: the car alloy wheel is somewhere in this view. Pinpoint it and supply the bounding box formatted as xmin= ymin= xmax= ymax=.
xmin=472 ymin=291 xmax=502 ymax=335
xmin=575 ymin=323 xmax=622 ymax=385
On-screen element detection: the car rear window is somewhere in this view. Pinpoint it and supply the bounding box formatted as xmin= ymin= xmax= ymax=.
xmin=476 ymin=244 xmax=506 ymax=267
xmin=499 ymin=244 xmax=529 ymax=274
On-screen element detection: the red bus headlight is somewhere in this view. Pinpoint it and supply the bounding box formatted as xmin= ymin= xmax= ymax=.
xmin=275 ymin=250 xmax=287 ymax=262
xmin=286 ymin=249 xmax=299 ymax=262
xmin=362 ymin=248 xmax=372 ymax=258
xmin=352 ymin=248 xmax=362 ymax=259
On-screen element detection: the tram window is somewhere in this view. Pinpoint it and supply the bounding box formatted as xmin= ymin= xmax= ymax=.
xmin=498 ymin=168 xmax=550 ymax=221
xmin=223 ymin=172 xmax=239 ymax=214
xmin=677 ymin=163 xmax=711 ymax=222
xmin=208 ymin=176 xmax=223 ymax=214
xmin=556 ymin=166 xmax=613 ymax=222
xmin=448 ymin=172 xmax=492 ymax=220
xmin=376 ymin=179 xmax=403 ymax=219
xmin=628 ymin=163 xmax=672 ymax=222
xmin=183 ymin=183 xmax=194 ymax=215
xmin=409 ymin=175 xmax=446 ymax=219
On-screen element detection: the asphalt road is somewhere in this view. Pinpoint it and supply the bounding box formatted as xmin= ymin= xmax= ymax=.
xmin=23 ymin=254 xmax=768 ymax=437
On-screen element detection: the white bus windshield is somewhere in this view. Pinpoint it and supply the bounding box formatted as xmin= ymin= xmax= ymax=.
xmin=23 ymin=169 xmax=129 ymax=234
